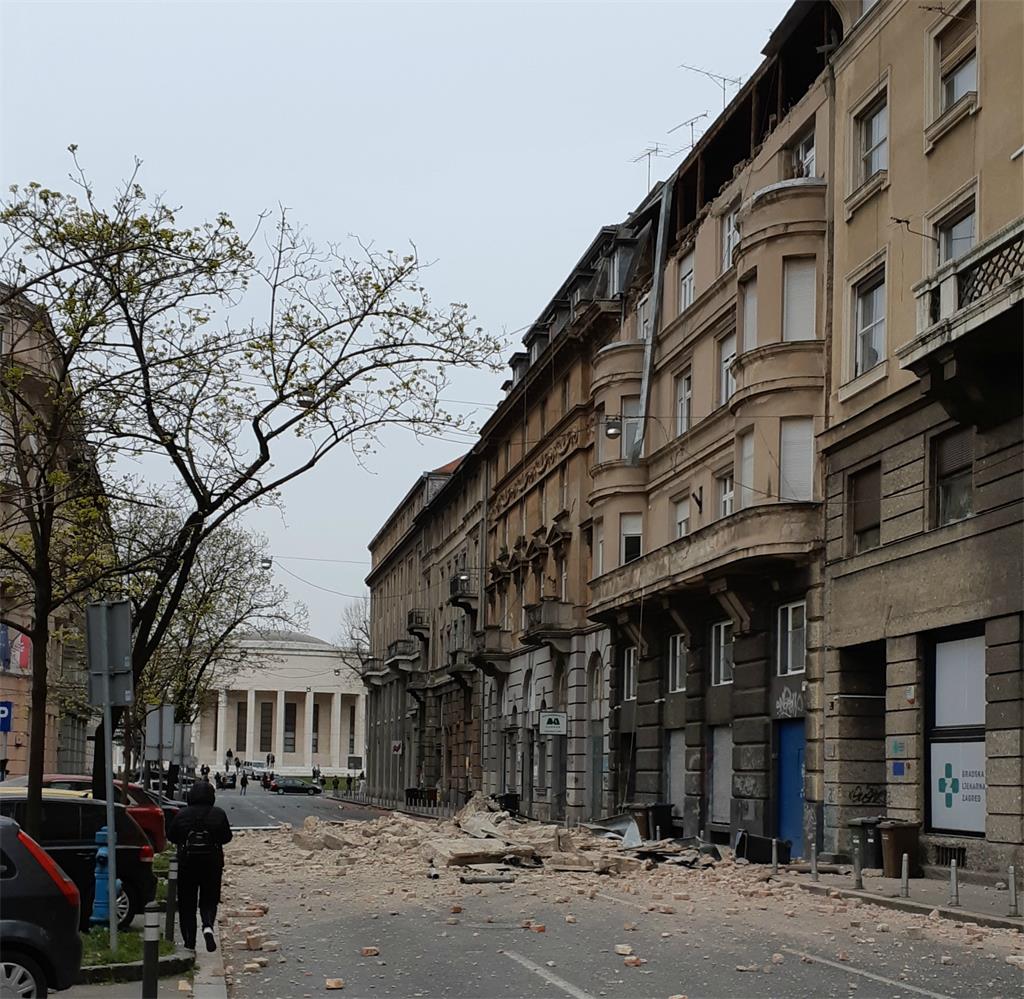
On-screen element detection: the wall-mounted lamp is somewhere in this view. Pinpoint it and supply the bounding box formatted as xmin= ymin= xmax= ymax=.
xmin=604 ymin=416 xmax=623 ymax=439
xmin=260 ymin=557 xmax=273 ymax=571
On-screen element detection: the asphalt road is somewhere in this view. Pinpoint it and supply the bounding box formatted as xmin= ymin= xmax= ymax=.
xmin=214 ymin=786 xmax=382 ymax=829
xmin=222 ymin=846 xmax=1024 ymax=999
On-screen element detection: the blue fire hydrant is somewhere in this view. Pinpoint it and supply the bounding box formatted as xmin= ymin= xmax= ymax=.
xmin=90 ymin=825 xmax=121 ymax=926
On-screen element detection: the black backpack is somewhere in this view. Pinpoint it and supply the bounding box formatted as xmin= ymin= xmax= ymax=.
xmin=183 ymin=824 xmax=216 ymax=858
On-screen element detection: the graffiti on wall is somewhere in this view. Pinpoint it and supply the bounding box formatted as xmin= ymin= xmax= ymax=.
xmin=774 ymin=686 xmax=804 ymax=719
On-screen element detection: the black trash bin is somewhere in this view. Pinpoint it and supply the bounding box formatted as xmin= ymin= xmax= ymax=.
xmin=847 ymin=816 xmax=886 ymax=870
xmin=626 ymin=802 xmax=675 ymax=840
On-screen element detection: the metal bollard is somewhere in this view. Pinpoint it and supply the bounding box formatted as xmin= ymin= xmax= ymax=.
xmin=142 ymin=901 xmax=160 ymax=999
xmin=771 ymin=838 xmax=779 ymax=875
xmin=655 ymin=825 xmax=662 ymax=841
xmin=948 ymin=858 xmax=960 ymax=907
xmin=163 ymin=857 xmax=178 ymax=943
xmin=1008 ymin=866 xmax=1019 ymax=918
xmin=811 ymin=843 xmax=819 ymax=882
xmin=900 ymin=853 xmax=910 ymax=898
xmin=853 ymin=846 xmax=863 ymax=890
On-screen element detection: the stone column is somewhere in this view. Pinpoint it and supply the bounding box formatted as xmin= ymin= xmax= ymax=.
xmin=885 ymin=635 xmax=924 ymax=822
xmin=245 ymin=689 xmax=257 ymax=763
xmin=304 ymin=690 xmax=315 ymax=769
xmin=331 ymin=691 xmax=343 ymax=769
xmin=274 ymin=688 xmax=285 ymax=765
xmin=215 ymin=689 xmax=228 ymax=767
xmin=985 ymin=614 xmax=1023 ymax=860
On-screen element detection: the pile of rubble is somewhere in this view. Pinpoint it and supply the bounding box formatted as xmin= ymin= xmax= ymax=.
xmin=242 ymin=792 xmax=722 ymax=880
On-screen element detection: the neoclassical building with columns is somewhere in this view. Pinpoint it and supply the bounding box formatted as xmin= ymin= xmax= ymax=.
xmin=194 ymin=632 xmax=366 ymax=776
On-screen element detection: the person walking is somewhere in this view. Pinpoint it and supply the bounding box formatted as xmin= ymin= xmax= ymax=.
xmin=345 ymin=774 xmax=352 ymax=794
xmin=239 ymin=772 xmax=249 ymax=796
xmin=167 ymin=781 xmax=233 ymax=953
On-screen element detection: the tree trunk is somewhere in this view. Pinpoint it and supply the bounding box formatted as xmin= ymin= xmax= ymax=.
xmin=24 ymin=624 xmax=49 ymax=839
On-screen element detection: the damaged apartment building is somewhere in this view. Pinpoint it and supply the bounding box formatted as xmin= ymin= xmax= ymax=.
xmin=363 ymin=0 xmax=1023 ymax=875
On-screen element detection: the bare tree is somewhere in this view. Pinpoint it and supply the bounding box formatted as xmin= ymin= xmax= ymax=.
xmin=338 ymin=595 xmax=372 ymax=669
xmin=0 ymin=153 xmax=502 ymax=827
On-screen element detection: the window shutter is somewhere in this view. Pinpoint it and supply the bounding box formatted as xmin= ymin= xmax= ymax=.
xmin=783 ymin=259 xmax=816 ymax=341
xmin=741 ymin=279 xmax=757 ymax=352
xmin=780 ymin=418 xmax=814 ymax=501
xmin=936 ymin=427 xmax=974 ymax=476
xmin=739 ymin=432 xmax=754 ymax=509
xmin=851 ymin=464 xmax=881 ymax=532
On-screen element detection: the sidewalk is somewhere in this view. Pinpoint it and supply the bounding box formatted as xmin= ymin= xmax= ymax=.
xmin=784 ymin=868 xmax=1024 ymax=930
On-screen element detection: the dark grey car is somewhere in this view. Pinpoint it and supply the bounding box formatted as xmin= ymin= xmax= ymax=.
xmin=0 ymin=815 xmax=83 ymax=995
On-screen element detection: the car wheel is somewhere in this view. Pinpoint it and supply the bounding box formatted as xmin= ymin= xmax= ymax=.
xmin=0 ymin=950 xmax=48 ymax=998
xmin=308 ymin=787 xmax=316 ymax=795
xmin=116 ymin=884 xmax=136 ymax=929
xmin=277 ymin=789 xmax=283 ymax=795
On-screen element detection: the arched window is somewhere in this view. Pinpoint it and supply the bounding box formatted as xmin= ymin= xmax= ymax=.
xmin=522 ymin=670 xmax=535 ymax=714
xmin=587 ymin=652 xmax=605 ymax=721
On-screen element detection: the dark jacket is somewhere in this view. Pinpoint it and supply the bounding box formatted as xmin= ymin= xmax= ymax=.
xmin=167 ymin=781 xmax=233 ymax=865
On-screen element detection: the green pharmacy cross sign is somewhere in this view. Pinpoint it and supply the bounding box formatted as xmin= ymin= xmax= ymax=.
xmin=937 ymin=763 xmax=960 ymax=808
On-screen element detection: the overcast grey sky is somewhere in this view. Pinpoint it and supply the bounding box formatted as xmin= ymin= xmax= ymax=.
xmin=1 ymin=0 xmax=789 ymax=640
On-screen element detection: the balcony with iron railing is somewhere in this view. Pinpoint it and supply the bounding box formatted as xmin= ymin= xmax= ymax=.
xmin=406 ymin=608 xmax=430 ymax=637
xmin=448 ymin=573 xmax=479 ymax=617
xmin=358 ymin=656 xmax=387 ymax=680
xmin=903 ymin=219 xmax=1024 ymax=371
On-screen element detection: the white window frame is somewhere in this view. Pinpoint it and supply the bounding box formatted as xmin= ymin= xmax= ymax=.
xmin=674 ymin=496 xmax=690 ymax=539
xmin=620 ymin=513 xmax=642 ymax=565
xmin=711 ymin=621 xmax=734 ymax=687
xmin=718 ymin=470 xmax=735 ymax=518
xmin=854 ymin=269 xmax=886 ymax=378
xmin=782 ymin=257 xmax=817 ymax=342
xmin=675 ymin=370 xmax=692 ymax=437
xmin=721 ymin=205 xmax=740 ymax=272
xmin=621 ymin=394 xmax=642 ymax=459
xmin=623 ymin=646 xmax=638 ymax=701
xmin=857 ymin=95 xmax=888 ymax=185
xmin=740 ymin=276 xmax=757 ymax=353
xmin=737 ymin=431 xmax=754 ymax=510
xmin=636 ymin=295 xmax=652 ymax=340
xmin=719 ymin=332 xmax=737 ymax=405
xmin=668 ymin=634 xmax=687 ymax=693
xmin=792 ymin=126 xmax=816 ymax=178
xmin=594 ymin=520 xmax=604 ymax=576
xmin=937 ymin=201 xmax=976 ymax=265
xmin=558 ymin=555 xmax=568 ymax=602
xmin=779 ymin=417 xmax=815 ymax=502
xmin=678 ymin=251 xmax=695 ymax=313
xmin=942 ymin=51 xmax=976 ymax=112
xmin=777 ymin=600 xmax=807 ymax=676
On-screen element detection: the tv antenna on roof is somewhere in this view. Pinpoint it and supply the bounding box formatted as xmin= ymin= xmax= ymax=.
xmin=679 ymin=63 xmax=743 ymax=109
xmin=668 ymin=111 xmax=710 ymax=150
xmin=630 ymin=143 xmax=680 ymax=193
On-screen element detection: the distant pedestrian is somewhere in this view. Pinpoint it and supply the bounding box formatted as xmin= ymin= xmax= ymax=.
xmin=266 ymin=752 xmax=271 ymax=767
xmin=240 ymin=772 xmax=249 ymax=795
xmin=167 ymin=781 xmax=233 ymax=954
xmin=345 ymin=774 xmax=352 ymax=794
xmin=332 ymin=776 xmax=339 ymax=794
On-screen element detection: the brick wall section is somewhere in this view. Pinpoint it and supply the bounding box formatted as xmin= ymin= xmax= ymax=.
xmin=985 ymin=614 xmax=1023 ymax=852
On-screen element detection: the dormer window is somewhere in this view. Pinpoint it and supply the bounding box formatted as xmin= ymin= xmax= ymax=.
xmin=636 ymin=295 xmax=652 ymax=340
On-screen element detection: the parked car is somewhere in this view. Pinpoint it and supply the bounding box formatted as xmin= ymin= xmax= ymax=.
xmin=0 ymin=814 xmax=82 ymax=995
xmin=270 ymin=777 xmax=321 ymax=795
xmin=2 ymin=774 xmax=168 ymax=852
xmin=216 ymin=771 xmax=236 ymax=790
xmin=0 ymin=789 xmax=156 ymax=930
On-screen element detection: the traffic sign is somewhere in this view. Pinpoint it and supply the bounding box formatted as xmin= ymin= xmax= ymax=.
xmin=0 ymin=701 xmax=12 ymax=733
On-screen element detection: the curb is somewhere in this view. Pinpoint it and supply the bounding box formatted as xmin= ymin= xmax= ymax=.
xmin=783 ymin=877 xmax=1024 ymax=932
xmin=192 ymin=945 xmax=229 ymax=999
xmin=77 ymin=951 xmax=194 ymax=984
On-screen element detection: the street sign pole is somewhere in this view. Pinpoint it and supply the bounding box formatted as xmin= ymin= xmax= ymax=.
xmin=87 ymin=600 xmax=132 ymax=955
xmin=94 ymin=606 xmax=119 ymax=953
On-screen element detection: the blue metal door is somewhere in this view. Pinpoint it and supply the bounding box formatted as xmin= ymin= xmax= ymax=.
xmin=777 ymin=720 xmax=805 ymax=858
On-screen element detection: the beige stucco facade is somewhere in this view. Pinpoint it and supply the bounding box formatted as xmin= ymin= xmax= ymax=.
xmin=362 ymin=0 xmax=1022 ymax=873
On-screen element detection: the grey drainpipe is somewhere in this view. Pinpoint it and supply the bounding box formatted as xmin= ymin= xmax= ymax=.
xmin=631 ymin=184 xmax=674 ymax=463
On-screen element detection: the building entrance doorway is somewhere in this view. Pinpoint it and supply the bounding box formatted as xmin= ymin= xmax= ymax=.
xmin=776 ymin=719 xmax=805 ymax=858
